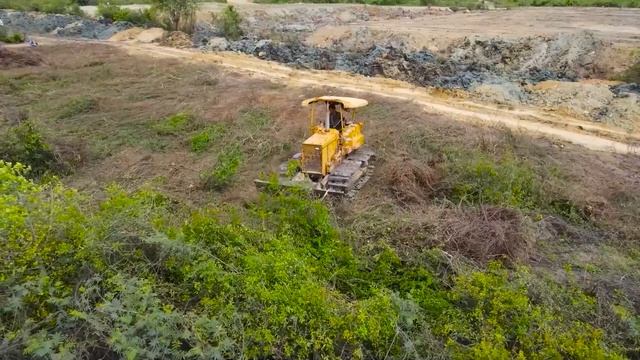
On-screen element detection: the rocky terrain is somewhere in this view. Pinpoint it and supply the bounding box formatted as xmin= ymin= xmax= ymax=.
xmin=2 ymin=6 xmax=639 ymax=131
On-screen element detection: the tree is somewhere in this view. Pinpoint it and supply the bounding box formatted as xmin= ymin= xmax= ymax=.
xmin=220 ymin=5 xmax=243 ymax=40
xmin=152 ymin=0 xmax=197 ymax=32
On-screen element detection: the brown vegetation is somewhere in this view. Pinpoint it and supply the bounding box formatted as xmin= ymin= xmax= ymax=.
xmin=380 ymin=155 xmax=442 ymax=205
xmin=438 ymin=206 xmax=535 ymax=264
xmin=0 ymin=47 xmax=43 ymax=69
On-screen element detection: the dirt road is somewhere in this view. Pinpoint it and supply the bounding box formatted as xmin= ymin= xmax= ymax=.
xmin=43 ymin=37 xmax=632 ymax=155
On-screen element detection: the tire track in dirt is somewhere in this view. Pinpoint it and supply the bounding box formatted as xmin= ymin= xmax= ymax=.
xmin=45 ymin=38 xmax=640 ymax=155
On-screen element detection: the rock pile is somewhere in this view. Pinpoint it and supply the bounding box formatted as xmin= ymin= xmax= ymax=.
xmin=0 ymin=10 xmax=132 ymax=40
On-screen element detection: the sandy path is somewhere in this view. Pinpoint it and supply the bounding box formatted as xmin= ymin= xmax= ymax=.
xmin=42 ymin=37 xmax=640 ymax=154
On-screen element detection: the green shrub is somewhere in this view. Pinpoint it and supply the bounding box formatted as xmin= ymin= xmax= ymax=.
xmin=446 ymin=152 xmax=589 ymax=222
xmin=437 ymin=263 xmax=620 ymax=359
xmin=614 ymin=59 xmax=640 ymax=83
xmin=450 ymin=154 xmax=540 ymax=209
xmin=153 ymin=112 xmax=192 ymax=135
xmin=0 ymin=0 xmax=85 ymax=15
xmin=152 ymin=0 xmax=197 ymax=32
xmin=96 ymin=1 xmax=158 ymax=26
xmin=285 ymin=159 xmax=300 ymax=177
xmin=0 ymin=164 xmax=632 ymax=358
xmin=189 ymin=124 xmax=226 ymax=153
xmin=0 ymin=31 xmax=25 ymax=44
xmin=0 ymin=122 xmax=61 ymax=178
xmin=219 ymin=5 xmax=243 ymax=40
xmin=202 ymin=146 xmax=242 ymax=190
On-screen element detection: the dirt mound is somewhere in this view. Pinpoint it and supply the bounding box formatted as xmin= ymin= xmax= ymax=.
xmin=110 ymin=27 xmax=168 ymax=44
xmin=529 ymin=80 xmax=640 ymax=131
xmin=0 ymin=47 xmax=43 ymax=69
xmin=135 ymin=28 xmax=166 ymax=43
xmin=438 ymin=206 xmax=535 ymax=263
xmin=109 ymin=27 xmax=144 ymax=41
xmin=449 ymin=32 xmax=604 ymax=81
xmin=161 ymin=31 xmax=192 ymax=49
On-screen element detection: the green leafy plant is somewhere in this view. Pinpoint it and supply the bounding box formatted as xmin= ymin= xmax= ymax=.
xmin=0 ymin=122 xmax=61 ymax=178
xmin=202 ymin=146 xmax=243 ymax=190
xmin=219 ymin=5 xmax=243 ymax=40
xmin=97 ymin=1 xmax=159 ymax=26
xmin=153 ymin=112 xmax=192 ymax=135
xmin=450 ymin=154 xmax=540 ymax=209
xmin=189 ymin=124 xmax=226 ymax=153
xmin=0 ymin=30 xmax=25 ymax=44
xmin=152 ymin=0 xmax=197 ymax=32
xmin=0 ymin=163 xmax=632 ymax=359
xmin=285 ymin=159 xmax=300 ymax=177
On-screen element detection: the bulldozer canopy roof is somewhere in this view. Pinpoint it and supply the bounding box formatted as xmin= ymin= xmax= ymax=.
xmin=301 ymin=96 xmax=368 ymax=109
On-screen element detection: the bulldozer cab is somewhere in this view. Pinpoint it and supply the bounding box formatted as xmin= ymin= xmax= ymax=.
xmin=302 ymin=96 xmax=368 ymax=134
xmin=300 ymin=96 xmax=368 ymax=177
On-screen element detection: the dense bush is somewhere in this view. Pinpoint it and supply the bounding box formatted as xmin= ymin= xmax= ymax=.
xmin=218 ymin=5 xmax=243 ymax=40
xmin=0 ymin=0 xmax=84 ymax=15
xmin=446 ymin=152 xmax=586 ymax=221
xmin=450 ymin=154 xmax=540 ymax=209
xmin=0 ymin=122 xmax=62 ymax=178
xmin=202 ymin=146 xmax=243 ymax=190
xmin=0 ymin=27 xmax=24 ymax=44
xmin=152 ymin=0 xmax=197 ymax=32
xmin=96 ymin=1 xmax=159 ymax=27
xmin=0 ymin=161 xmax=635 ymax=358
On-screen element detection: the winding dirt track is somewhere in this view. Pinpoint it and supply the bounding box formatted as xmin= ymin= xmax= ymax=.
xmin=45 ymin=38 xmax=640 ymax=155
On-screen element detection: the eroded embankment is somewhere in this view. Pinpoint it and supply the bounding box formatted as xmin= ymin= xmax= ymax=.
xmin=197 ymin=31 xmax=640 ymax=131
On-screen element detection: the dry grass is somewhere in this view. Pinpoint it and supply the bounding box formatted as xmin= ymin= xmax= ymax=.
xmin=0 ymin=47 xmax=43 ymax=69
xmin=380 ymin=155 xmax=442 ymax=205
xmin=437 ymin=206 xmax=535 ymax=264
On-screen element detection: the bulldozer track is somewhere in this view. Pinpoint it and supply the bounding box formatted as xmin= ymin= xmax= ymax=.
xmin=39 ymin=37 xmax=640 ymax=155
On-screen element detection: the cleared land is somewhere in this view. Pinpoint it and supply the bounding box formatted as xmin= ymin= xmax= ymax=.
xmin=2 ymin=42 xmax=639 ymax=268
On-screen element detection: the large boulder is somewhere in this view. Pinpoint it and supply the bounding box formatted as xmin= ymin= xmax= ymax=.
xmin=206 ymin=37 xmax=230 ymax=51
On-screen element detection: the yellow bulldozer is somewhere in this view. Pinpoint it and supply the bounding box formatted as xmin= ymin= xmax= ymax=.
xmin=255 ymin=96 xmax=375 ymax=197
